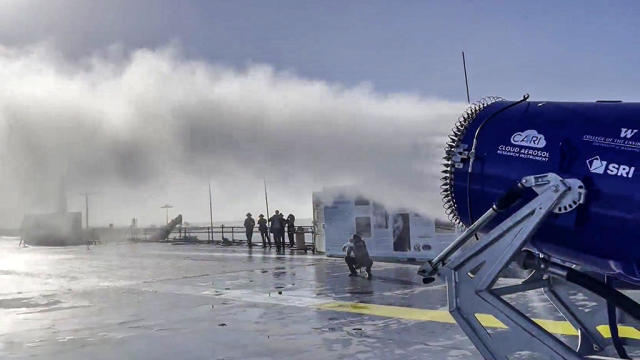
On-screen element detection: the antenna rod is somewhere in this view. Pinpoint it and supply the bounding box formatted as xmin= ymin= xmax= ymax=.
xmin=462 ymin=51 xmax=470 ymax=104
xmin=263 ymin=179 xmax=270 ymax=221
xmin=208 ymin=183 xmax=214 ymax=237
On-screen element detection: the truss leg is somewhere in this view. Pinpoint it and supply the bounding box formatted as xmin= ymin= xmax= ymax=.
xmin=546 ymin=276 xmax=607 ymax=356
xmin=441 ymin=173 xmax=583 ymax=359
xmin=543 ymin=274 xmax=640 ymax=358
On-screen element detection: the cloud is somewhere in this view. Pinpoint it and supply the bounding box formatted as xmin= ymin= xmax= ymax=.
xmin=0 ymin=43 xmax=465 ymax=226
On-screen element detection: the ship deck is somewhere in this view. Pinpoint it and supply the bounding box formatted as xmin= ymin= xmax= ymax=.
xmin=0 ymin=239 xmax=638 ymax=359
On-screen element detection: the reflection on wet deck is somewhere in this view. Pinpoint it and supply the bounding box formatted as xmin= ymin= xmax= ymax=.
xmin=0 ymin=239 xmax=637 ymax=359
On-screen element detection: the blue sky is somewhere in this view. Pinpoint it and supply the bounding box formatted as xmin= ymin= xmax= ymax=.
xmin=2 ymin=0 xmax=639 ymax=102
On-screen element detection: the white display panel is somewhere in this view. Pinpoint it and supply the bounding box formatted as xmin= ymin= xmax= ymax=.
xmin=315 ymin=190 xmax=454 ymax=261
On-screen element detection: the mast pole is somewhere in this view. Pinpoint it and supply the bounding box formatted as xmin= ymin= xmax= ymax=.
xmin=264 ymin=179 xmax=270 ymax=221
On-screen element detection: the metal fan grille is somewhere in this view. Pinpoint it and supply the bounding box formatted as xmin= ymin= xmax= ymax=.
xmin=441 ymin=96 xmax=504 ymax=228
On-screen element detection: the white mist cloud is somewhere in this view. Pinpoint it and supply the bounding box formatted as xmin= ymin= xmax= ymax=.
xmin=0 ymin=43 xmax=465 ymax=227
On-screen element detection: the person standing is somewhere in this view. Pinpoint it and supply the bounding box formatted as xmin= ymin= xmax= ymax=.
xmin=279 ymin=212 xmax=287 ymax=251
xmin=269 ymin=210 xmax=285 ymax=252
xmin=244 ymin=213 xmax=255 ymax=247
xmin=258 ymin=214 xmax=270 ymax=248
xmin=286 ymin=213 xmax=296 ymax=248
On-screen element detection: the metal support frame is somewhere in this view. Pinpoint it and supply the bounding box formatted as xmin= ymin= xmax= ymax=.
xmin=423 ymin=172 xmax=640 ymax=358
xmin=440 ymin=173 xmax=586 ymax=359
xmin=546 ymin=276 xmax=607 ymax=355
xmin=544 ymin=273 xmax=640 ymax=357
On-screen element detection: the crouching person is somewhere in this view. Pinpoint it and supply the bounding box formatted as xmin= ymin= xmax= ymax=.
xmin=343 ymin=234 xmax=373 ymax=279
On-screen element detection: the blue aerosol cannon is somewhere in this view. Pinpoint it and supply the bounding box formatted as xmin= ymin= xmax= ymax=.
xmin=420 ymin=96 xmax=640 ymax=359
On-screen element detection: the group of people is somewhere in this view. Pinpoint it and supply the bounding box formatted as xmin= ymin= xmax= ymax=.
xmin=244 ymin=213 xmax=374 ymax=278
xmin=244 ymin=210 xmax=297 ymax=252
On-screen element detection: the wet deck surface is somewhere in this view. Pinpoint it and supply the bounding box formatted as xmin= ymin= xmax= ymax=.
xmin=0 ymin=240 xmax=635 ymax=359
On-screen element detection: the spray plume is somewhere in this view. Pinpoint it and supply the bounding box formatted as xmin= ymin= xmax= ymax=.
xmin=0 ymin=43 xmax=465 ymax=226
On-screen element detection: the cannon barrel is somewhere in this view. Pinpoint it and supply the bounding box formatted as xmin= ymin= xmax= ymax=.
xmin=442 ymin=98 xmax=640 ymax=283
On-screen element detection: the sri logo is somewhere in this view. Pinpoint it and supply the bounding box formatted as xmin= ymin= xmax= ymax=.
xmin=510 ymin=130 xmax=546 ymax=148
xmin=620 ymin=128 xmax=638 ymax=138
xmin=586 ymin=156 xmax=635 ymax=178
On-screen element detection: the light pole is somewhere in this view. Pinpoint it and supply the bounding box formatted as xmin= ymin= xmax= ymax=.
xmin=80 ymin=192 xmax=98 ymax=229
xmin=209 ymin=183 xmax=214 ymax=242
xmin=160 ymin=204 xmax=173 ymax=224
xmin=209 ymin=183 xmax=214 ymax=229
xmin=264 ymin=179 xmax=270 ymax=220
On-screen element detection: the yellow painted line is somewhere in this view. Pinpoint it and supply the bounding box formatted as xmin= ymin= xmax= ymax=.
xmin=596 ymin=325 xmax=640 ymax=339
xmin=533 ymin=318 xmax=578 ymax=336
xmin=318 ymin=301 xmax=456 ymax=324
xmin=317 ymin=301 xmax=639 ymax=340
xmin=474 ymin=313 xmax=507 ymax=329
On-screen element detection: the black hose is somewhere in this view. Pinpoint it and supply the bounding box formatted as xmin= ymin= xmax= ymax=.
xmin=494 ymin=183 xmax=525 ymax=212
xmin=605 ymin=275 xmax=631 ymax=359
xmin=466 ymin=94 xmax=530 ymax=224
xmin=565 ymin=268 xmax=640 ymax=321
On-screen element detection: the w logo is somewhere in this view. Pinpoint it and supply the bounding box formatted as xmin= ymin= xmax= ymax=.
xmin=620 ymin=128 xmax=638 ymax=138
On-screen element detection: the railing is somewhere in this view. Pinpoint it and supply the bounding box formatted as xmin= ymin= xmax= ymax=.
xmin=135 ymin=225 xmax=317 ymax=252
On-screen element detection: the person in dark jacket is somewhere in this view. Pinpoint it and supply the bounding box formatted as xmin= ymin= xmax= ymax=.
xmin=279 ymin=213 xmax=286 ymax=250
xmin=269 ymin=210 xmax=285 ymax=252
xmin=244 ymin=213 xmax=255 ymax=247
xmin=286 ymin=213 xmax=296 ymax=248
xmin=257 ymin=214 xmax=270 ymax=248
xmin=343 ymin=234 xmax=373 ymax=279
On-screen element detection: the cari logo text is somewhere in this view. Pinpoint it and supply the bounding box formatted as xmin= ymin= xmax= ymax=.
xmin=510 ymin=129 xmax=546 ymax=148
